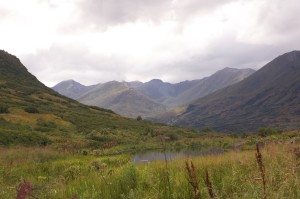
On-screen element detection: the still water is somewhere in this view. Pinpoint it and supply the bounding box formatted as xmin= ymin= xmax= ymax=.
xmin=132 ymin=149 xmax=224 ymax=164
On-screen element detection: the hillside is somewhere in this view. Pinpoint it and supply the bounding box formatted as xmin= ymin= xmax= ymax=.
xmin=77 ymin=81 xmax=167 ymax=118
xmin=171 ymin=51 xmax=300 ymax=132
xmin=0 ymin=50 xmax=196 ymax=147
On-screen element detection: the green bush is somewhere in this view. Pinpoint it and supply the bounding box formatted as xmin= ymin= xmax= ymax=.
xmin=36 ymin=118 xmax=56 ymax=128
xmin=0 ymin=130 xmax=51 ymax=146
xmin=258 ymin=127 xmax=283 ymax=137
xmin=24 ymin=107 xmax=39 ymax=113
xmin=0 ymin=104 xmax=9 ymax=113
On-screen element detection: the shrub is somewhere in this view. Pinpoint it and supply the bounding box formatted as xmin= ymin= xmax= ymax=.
xmin=258 ymin=128 xmax=282 ymax=137
xmin=24 ymin=107 xmax=39 ymax=114
xmin=0 ymin=104 xmax=9 ymax=113
xmin=36 ymin=118 xmax=56 ymax=128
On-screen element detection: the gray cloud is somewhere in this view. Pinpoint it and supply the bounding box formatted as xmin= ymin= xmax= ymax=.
xmin=22 ymin=44 xmax=131 ymax=86
xmin=3 ymin=0 xmax=300 ymax=86
xmin=257 ymin=0 xmax=300 ymax=35
xmin=74 ymin=0 xmax=236 ymax=29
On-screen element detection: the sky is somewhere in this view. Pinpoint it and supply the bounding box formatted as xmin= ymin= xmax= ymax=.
xmin=0 ymin=0 xmax=299 ymax=86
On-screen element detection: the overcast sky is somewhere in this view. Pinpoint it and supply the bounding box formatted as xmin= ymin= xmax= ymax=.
xmin=1 ymin=0 xmax=299 ymax=86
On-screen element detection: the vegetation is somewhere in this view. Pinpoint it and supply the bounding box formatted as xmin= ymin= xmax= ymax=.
xmin=0 ymin=136 xmax=299 ymax=198
xmin=24 ymin=107 xmax=39 ymax=114
xmin=0 ymin=104 xmax=9 ymax=114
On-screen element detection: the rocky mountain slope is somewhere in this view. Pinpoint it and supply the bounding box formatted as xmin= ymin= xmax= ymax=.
xmin=171 ymin=51 xmax=300 ymax=132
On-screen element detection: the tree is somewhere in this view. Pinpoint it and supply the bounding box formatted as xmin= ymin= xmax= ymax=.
xmin=136 ymin=115 xmax=142 ymax=121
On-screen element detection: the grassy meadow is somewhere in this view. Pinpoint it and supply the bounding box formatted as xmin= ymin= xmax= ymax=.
xmin=0 ymin=131 xmax=299 ymax=199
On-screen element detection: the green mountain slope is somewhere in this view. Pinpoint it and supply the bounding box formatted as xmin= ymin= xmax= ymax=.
xmin=171 ymin=51 xmax=300 ymax=132
xmin=76 ymin=81 xmax=167 ymax=118
xmin=0 ymin=50 xmax=196 ymax=147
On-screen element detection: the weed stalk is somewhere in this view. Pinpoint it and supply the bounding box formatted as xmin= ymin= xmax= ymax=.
xmin=16 ymin=180 xmax=38 ymax=199
xmin=185 ymin=160 xmax=200 ymax=199
xmin=255 ymin=143 xmax=267 ymax=199
xmin=204 ymin=169 xmax=216 ymax=198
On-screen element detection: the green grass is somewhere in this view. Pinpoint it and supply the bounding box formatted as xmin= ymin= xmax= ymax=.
xmin=0 ymin=138 xmax=299 ymax=199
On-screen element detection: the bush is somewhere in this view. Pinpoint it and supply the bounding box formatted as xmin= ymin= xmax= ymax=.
xmin=24 ymin=107 xmax=39 ymax=113
xmin=0 ymin=104 xmax=9 ymax=113
xmin=258 ymin=127 xmax=283 ymax=137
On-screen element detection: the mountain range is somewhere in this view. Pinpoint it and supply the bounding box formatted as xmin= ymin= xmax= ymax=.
xmin=0 ymin=50 xmax=195 ymax=146
xmin=170 ymin=51 xmax=300 ymax=132
xmin=53 ymin=68 xmax=255 ymax=118
xmin=1 ymin=49 xmax=299 ymax=135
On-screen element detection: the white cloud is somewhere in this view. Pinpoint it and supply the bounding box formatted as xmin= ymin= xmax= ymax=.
xmin=0 ymin=0 xmax=299 ymax=86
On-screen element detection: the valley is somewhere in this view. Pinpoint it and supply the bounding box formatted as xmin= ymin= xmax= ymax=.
xmin=0 ymin=50 xmax=299 ymax=198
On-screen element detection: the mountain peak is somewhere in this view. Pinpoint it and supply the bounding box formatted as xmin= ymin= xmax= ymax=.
xmin=148 ymin=79 xmax=164 ymax=84
xmin=0 ymin=50 xmax=28 ymax=73
xmin=281 ymin=50 xmax=300 ymax=64
xmin=63 ymin=79 xmax=77 ymax=83
xmin=217 ymin=67 xmax=255 ymax=74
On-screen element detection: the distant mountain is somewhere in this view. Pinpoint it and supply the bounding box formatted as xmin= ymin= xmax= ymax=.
xmin=136 ymin=68 xmax=255 ymax=108
xmin=135 ymin=79 xmax=179 ymax=104
xmin=163 ymin=67 xmax=255 ymax=108
xmin=76 ymin=81 xmax=166 ymax=118
xmin=127 ymin=81 xmax=144 ymax=88
xmin=170 ymin=51 xmax=300 ymax=132
xmin=53 ymin=68 xmax=254 ymax=118
xmin=52 ymin=80 xmax=92 ymax=99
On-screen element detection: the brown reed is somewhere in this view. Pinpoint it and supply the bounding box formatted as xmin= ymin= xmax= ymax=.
xmin=185 ymin=160 xmax=200 ymax=199
xmin=16 ymin=180 xmax=38 ymax=199
xmin=204 ymin=169 xmax=216 ymax=198
xmin=255 ymin=143 xmax=267 ymax=199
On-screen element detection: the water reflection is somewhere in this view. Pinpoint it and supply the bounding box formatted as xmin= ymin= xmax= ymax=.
xmin=132 ymin=149 xmax=224 ymax=164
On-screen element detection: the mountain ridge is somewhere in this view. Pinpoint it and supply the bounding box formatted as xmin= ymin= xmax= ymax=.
xmin=170 ymin=51 xmax=300 ymax=132
xmin=53 ymin=67 xmax=255 ymax=118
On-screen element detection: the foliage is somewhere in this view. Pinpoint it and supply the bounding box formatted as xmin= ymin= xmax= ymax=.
xmin=0 ymin=104 xmax=9 ymax=113
xmin=24 ymin=107 xmax=39 ymax=114
xmin=258 ymin=128 xmax=283 ymax=137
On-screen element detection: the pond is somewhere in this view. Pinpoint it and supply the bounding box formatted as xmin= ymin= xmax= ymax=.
xmin=132 ymin=149 xmax=224 ymax=164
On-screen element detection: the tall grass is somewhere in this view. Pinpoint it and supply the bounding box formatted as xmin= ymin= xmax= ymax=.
xmin=0 ymin=143 xmax=299 ymax=198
